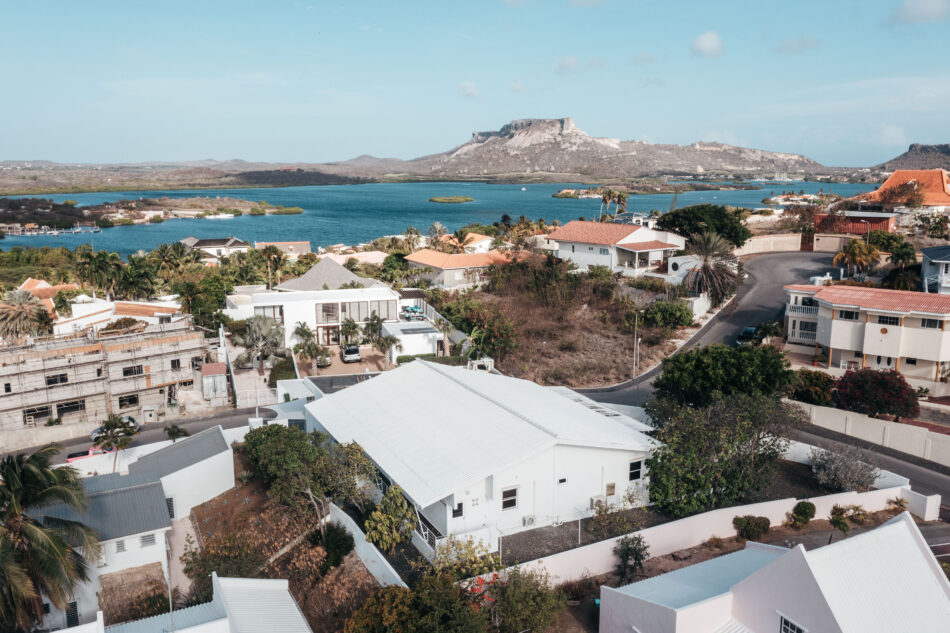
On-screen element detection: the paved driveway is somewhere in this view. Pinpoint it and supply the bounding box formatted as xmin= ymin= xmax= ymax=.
xmin=583 ymin=251 xmax=837 ymax=405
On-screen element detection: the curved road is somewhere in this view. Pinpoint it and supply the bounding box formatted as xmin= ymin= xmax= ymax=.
xmin=584 ymin=251 xmax=838 ymax=406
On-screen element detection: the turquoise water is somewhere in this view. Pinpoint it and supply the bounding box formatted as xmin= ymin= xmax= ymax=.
xmin=4 ymin=181 xmax=876 ymax=255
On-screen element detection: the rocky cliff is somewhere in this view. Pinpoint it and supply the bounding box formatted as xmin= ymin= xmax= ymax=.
xmin=877 ymin=144 xmax=950 ymax=171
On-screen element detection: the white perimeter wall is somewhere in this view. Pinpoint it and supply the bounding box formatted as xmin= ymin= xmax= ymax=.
xmin=733 ymin=233 xmax=801 ymax=256
xmin=328 ymin=503 xmax=407 ymax=588
xmin=160 ymin=449 xmax=235 ymax=518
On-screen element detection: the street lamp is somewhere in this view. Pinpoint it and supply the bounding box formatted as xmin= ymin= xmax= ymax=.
xmin=859 ymin=219 xmax=870 ymax=241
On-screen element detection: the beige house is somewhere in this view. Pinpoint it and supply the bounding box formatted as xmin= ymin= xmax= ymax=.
xmin=785 ymin=283 xmax=950 ymax=381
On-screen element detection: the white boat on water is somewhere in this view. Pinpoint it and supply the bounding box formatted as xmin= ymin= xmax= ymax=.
xmin=521 ymin=187 xmax=526 ymax=191
xmin=205 ymin=214 xmax=234 ymax=220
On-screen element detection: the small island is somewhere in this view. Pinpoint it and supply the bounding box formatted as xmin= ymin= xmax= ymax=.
xmin=429 ymin=196 xmax=474 ymax=204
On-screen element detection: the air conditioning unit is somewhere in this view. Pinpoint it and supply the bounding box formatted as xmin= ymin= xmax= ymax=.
xmin=589 ymin=495 xmax=606 ymax=510
xmin=522 ymin=515 xmax=536 ymax=527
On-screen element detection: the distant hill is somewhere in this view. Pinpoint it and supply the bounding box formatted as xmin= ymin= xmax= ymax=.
xmin=877 ymin=144 xmax=950 ymax=171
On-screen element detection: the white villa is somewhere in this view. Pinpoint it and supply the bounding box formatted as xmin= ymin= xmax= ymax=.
xmin=61 ymin=573 xmax=311 ymax=633
xmin=224 ymin=258 xmax=400 ymax=346
xmin=303 ymin=360 xmax=658 ymax=557
xmin=54 ymin=296 xmax=184 ymax=336
xmin=180 ymin=236 xmax=250 ymax=262
xmin=601 ymin=512 xmax=950 ymax=633
xmin=546 ymin=220 xmax=686 ymax=276
xmin=785 ymin=283 xmax=950 ymax=381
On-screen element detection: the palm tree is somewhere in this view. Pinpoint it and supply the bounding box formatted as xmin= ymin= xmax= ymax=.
xmin=164 ymin=424 xmax=189 ymax=443
xmin=260 ymin=245 xmax=285 ymax=289
xmin=173 ymin=281 xmax=201 ymax=315
xmin=95 ymin=414 xmax=138 ymax=473
xmin=232 ymin=315 xmax=289 ymax=375
xmin=450 ymin=229 xmax=470 ymax=253
xmin=340 ymin=318 xmax=360 ymax=345
xmin=374 ymin=334 xmax=403 ymax=368
xmin=0 ymin=445 xmax=100 ymax=631
xmin=888 ymin=242 xmax=916 ymax=270
xmin=683 ymin=232 xmax=741 ymax=308
xmin=151 ymin=243 xmax=177 ymax=281
xmin=293 ymin=321 xmax=316 ymax=345
xmin=599 ymin=189 xmax=613 ymax=221
xmin=615 ymin=191 xmax=628 ymax=215
xmin=298 ymin=338 xmax=329 ymax=372
xmin=404 ymin=227 xmax=421 ymax=253
xmin=362 ymin=311 xmax=385 ymax=344
xmin=0 ymin=291 xmax=47 ymax=341
xmin=434 ymin=318 xmax=455 ymax=357
xmin=426 ymin=222 xmax=447 ymax=248
xmin=120 ymin=255 xmax=158 ymax=300
xmin=833 ymin=239 xmax=879 ymax=276
xmin=755 ymin=320 xmax=784 ymax=345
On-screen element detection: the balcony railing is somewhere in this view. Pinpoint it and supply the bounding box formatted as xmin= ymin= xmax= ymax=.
xmin=787 ymin=305 xmax=818 ymax=315
xmin=792 ymin=331 xmax=817 ymax=341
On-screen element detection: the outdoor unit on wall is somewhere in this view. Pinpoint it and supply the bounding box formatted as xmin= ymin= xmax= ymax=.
xmin=522 ymin=515 xmax=536 ymax=527
xmin=589 ymin=495 xmax=606 ymax=510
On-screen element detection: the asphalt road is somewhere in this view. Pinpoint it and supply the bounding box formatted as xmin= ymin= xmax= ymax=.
xmin=7 ymin=407 xmax=274 ymax=462
xmin=584 ymin=251 xmax=838 ymax=405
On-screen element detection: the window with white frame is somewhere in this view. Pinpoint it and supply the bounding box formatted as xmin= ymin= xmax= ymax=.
xmin=877 ymin=315 xmax=900 ymax=326
xmin=780 ymin=616 xmax=805 ymax=633
xmin=501 ymin=487 xmax=518 ymax=510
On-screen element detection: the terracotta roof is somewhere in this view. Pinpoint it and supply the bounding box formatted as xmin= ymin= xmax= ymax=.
xmin=864 ymin=169 xmax=950 ymax=206
xmin=114 ymin=302 xmax=180 ymax=317
xmin=31 ymin=284 xmax=79 ymax=300
xmin=616 ymin=240 xmax=681 ymax=252
xmin=201 ymin=362 xmax=227 ymax=377
xmin=784 ymin=284 xmax=821 ymax=293
xmin=18 ymin=278 xmax=46 ymax=292
xmin=405 ymin=249 xmax=512 ymax=270
xmin=785 ymin=284 xmax=950 ymax=315
xmin=546 ymin=221 xmax=640 ymax=245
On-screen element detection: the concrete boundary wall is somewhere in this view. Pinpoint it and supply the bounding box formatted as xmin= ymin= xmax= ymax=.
xmin=4 ymin=420 xmax=101 ymax=453
xmin=793 ymin=399 xmax=950 ymax=468
xmin=734 ymin=233 xmax=801 ymax=257
xmin=329 ymin=503 xmax=407 ymax=588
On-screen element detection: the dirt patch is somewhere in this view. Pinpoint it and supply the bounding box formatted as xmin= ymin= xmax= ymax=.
xmin=98 ymin=562 xmax=167 ymax=626
xmin=753 ymin=460 xmax=826 ymax=502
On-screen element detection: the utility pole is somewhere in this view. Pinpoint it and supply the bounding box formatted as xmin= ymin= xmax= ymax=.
xmin=633 ymin=312 xmax=638 ymax=379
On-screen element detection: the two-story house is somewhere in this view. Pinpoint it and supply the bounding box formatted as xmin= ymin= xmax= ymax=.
xmin=546 ymin=220 xmax=686 ymax=276
xmin=921 ymin=245 xmax=950 ymax=295
xmin=303 ymin=360 xmax=658 ymax=558
xmin=785 ymin=283 xmax=950 ymax=381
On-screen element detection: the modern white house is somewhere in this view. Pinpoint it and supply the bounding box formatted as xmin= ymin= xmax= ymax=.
xmin=600 ymin=512 xmax=950 ymax=633
xmin=38 ymin=473 xmax=173 ymax=630
xmin=785 ymin=283 xmax=950 ymax=381
xmin=303 ymin=360 xmax=658 ymax=557
xmin=54 ymin=295 xmax=184 ymax=336
xmin=180 ymin=236 xmax=250 ymax=262
xmin=61 ymin=573 xmax=312 ymax=633
xmin=223 ymin=258 xmax=400 ymax=347
xmin=127 ymin=425 xmax=234 ymax=518
xmin=546 ymin=220 xmax=686 ymax=276
xmin=404 ymin=249 xmax=513 ymax=289
xmin=381 ymin=321 xmax=444 ymax=361
xmin=921 ymin=245 xmax=950 ymax=295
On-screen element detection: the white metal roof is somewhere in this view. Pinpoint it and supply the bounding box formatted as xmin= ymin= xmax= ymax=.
xmin=547 ymin=387 xmax=655 ymax=433
xmin=305 ymin=361 xmax=658 ymax=507
xmin=804 ymin=512 xmax=950 ymax=632
xmin=216 ymin=576 xmax=312 ymax=633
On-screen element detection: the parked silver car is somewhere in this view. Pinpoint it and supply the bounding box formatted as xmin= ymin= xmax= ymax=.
xmin=342 ymin=345 xmax=362 ymax=363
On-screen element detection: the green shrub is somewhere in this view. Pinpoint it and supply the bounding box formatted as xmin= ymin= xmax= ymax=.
xmin=95 ymin=218 xmax=115 ymax=228
xmin=788 ymin=500 xmax=816 ymax=528
xmin=267 ymin=357 xmax=297 ymax=388
xmin=148 ymin=215 xmax=165 ymax=223
xmin=733 ymin=515 xmax=770 ymax=540
xmin=44 ymin=417 xmax=62 ymax=427
xmin=791 ymin=369 xmax=835 ymax=406
xmin=644 ymin=300 xmax=693 ymax=328
xmin=395 ymin=354 xmax=465 ymax=366
xmin=311 ymin=522 xmax=355 ymax=573
xmin=225 ymin=319 xmax=248 ymax=338
xmin=271 ymin=206 xmax=304 ymax=215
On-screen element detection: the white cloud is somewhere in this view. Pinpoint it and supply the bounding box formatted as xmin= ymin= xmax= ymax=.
xmin=690 ymin=30 xmax=723 ymax=58
xmin=773 ymin=36 xmax=820 ymax=54
xmin=631 ymin=51 xmax=655 ymax=65
xmin=509 ymin=79 xmax=525 ymax=93
xmin=458 ymin=81 xmax=479 ymax=98
xmin=890 ymin=0 xmax=950 ymax=23
xmin=878 ymin=123 xmax=908 ymax=146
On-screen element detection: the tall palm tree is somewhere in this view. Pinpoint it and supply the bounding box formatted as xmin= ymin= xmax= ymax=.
xmin=450 ymin=229 xmax=470 ymax=254
xmin=833 ymin=239 xmax=879 ymax=276
xmin=599 ymin=190 xmax=612 ymax=221
xmin=340 ymin=318 xmax=360 ymax=345
xmin=0 ymin=445 xmax=100 ymax=630
xmin=362 ymin=311 xmax=385 ymax=344
xmin=683 ymin=232 xmax=740 ymax=308
xmin=260 ymin=245 xmax=285 ymax=288
xmin=164 ymin=424 xmax=189 ymax=443
xmin=426 ymin=222 xmax=447 ymax=248
xmin=404 ymin=227 xmax=421 ymax=253
xmin=232 ymin=315 xmax=289 ymax=375
xmin=614 ymin=191 xmax=628 ymax=215
xmin=150 ymin=243 xmax=177 ymax=281
xmin=0 ymin=290 xmax=47 ymax=341
xmin=293 ymin=321 xmax=316 ymax=345
xmin=120 ymin=255 xmax=158 ymax=300
xmin=95 ymin=414 xmax=138 ymax=473
xmin=434 ymin=318 xmax=455 ymax=357
xmin=374 ymin=334 xmax=403 ymax=368
xmin=888 ymin=242 xmax=916 ymax=270
xmin=298 ymin=338 xmax=329 ymax=372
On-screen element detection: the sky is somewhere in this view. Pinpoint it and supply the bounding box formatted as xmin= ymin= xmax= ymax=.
xmin=0 ymin=0 xmax=948 ymax=167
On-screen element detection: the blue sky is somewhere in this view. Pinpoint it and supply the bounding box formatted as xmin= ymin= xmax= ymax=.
xmin=1 ymin=0 xmax=947 ymax=166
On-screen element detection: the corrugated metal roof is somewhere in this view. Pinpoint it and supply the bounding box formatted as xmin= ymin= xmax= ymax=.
xmin=711 ymin=619 xmax=754 ymax=633
xmin=39 ymin=473 xmax=171 ymax=541
xmin=804 ymin=512 xmax=950 ymax=633
xmin=217 ymin=577 xmax=312 ymax=633
xmin=129 ymin=426 xmax=229 ymax=480
xmin=922 ymin=245 xmax=950 ymax=262
xmin=105 ymin=599 xmax=225 ymax=633
xmin=614 ymin=545 xmax=785 ymax=608
xmin=305 ymin=361 xmax=657 ymax=507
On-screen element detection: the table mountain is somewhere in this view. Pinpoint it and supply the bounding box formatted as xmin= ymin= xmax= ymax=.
xmin=877 ymin=144 xmax=950 ymax=171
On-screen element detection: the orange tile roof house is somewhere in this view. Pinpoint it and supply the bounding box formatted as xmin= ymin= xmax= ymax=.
xmin=405 ymin=249 xmax=513 ymax=289
xmin=17 ymin=278 xmax=80 ymax=318
xmin=863 ymin=169 xmax=950 ymax=209
xmin=546 ymin=220 xmax=686 ymax=277
xmin=784 ymin=282 xmax=950 ymax=381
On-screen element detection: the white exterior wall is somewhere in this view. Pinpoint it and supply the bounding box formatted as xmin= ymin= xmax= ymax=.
xmin=600 ymin=587 xmax=677 ymax=633
xmin=44 ymin=528 xmax=170 ymax=629
xmin=390 ymin=332 xmax=441 ymax=362
xmin=555 ymin=242 xmax=615 ymax=270
xmin=429 ymin=443 xmax=652 ymax=551
xmin=160 ymin=450 xmax=235 ymax=518
xmin=730 ymin=547 xmax=842 ymax=633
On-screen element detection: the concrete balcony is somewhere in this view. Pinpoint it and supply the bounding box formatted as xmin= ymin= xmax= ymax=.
xmin=790 ymin=331 xmax=817 ymax=342
xmin=787 ymin=304 xmax=819 ymax=315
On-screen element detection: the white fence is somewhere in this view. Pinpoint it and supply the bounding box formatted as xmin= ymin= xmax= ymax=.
xmin=733 ymin=233 xmax=801 ymax=257
xmin=328 ymin=503 xmax=407 ymax=588
xmin=235 ymin=387 xmax=278 ymax=409
xmin=793 ymin=399 xmax=950 ymax=468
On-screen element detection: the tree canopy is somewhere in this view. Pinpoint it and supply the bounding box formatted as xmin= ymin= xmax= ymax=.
xmin=652 ymin=344 xmax=793 ymax=408
xmin=656 ymin=204 xmax=751 ymax=247
xmin=832 ymin=369 xmax=919 ymax=419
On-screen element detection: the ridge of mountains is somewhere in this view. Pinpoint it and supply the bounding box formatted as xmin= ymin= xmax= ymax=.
xmin=1 ymin=119 xmax=946 ymax=195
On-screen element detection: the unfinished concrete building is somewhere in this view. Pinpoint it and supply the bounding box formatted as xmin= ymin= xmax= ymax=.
xmin=0 ymin=320 xmax=210 ymax=432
